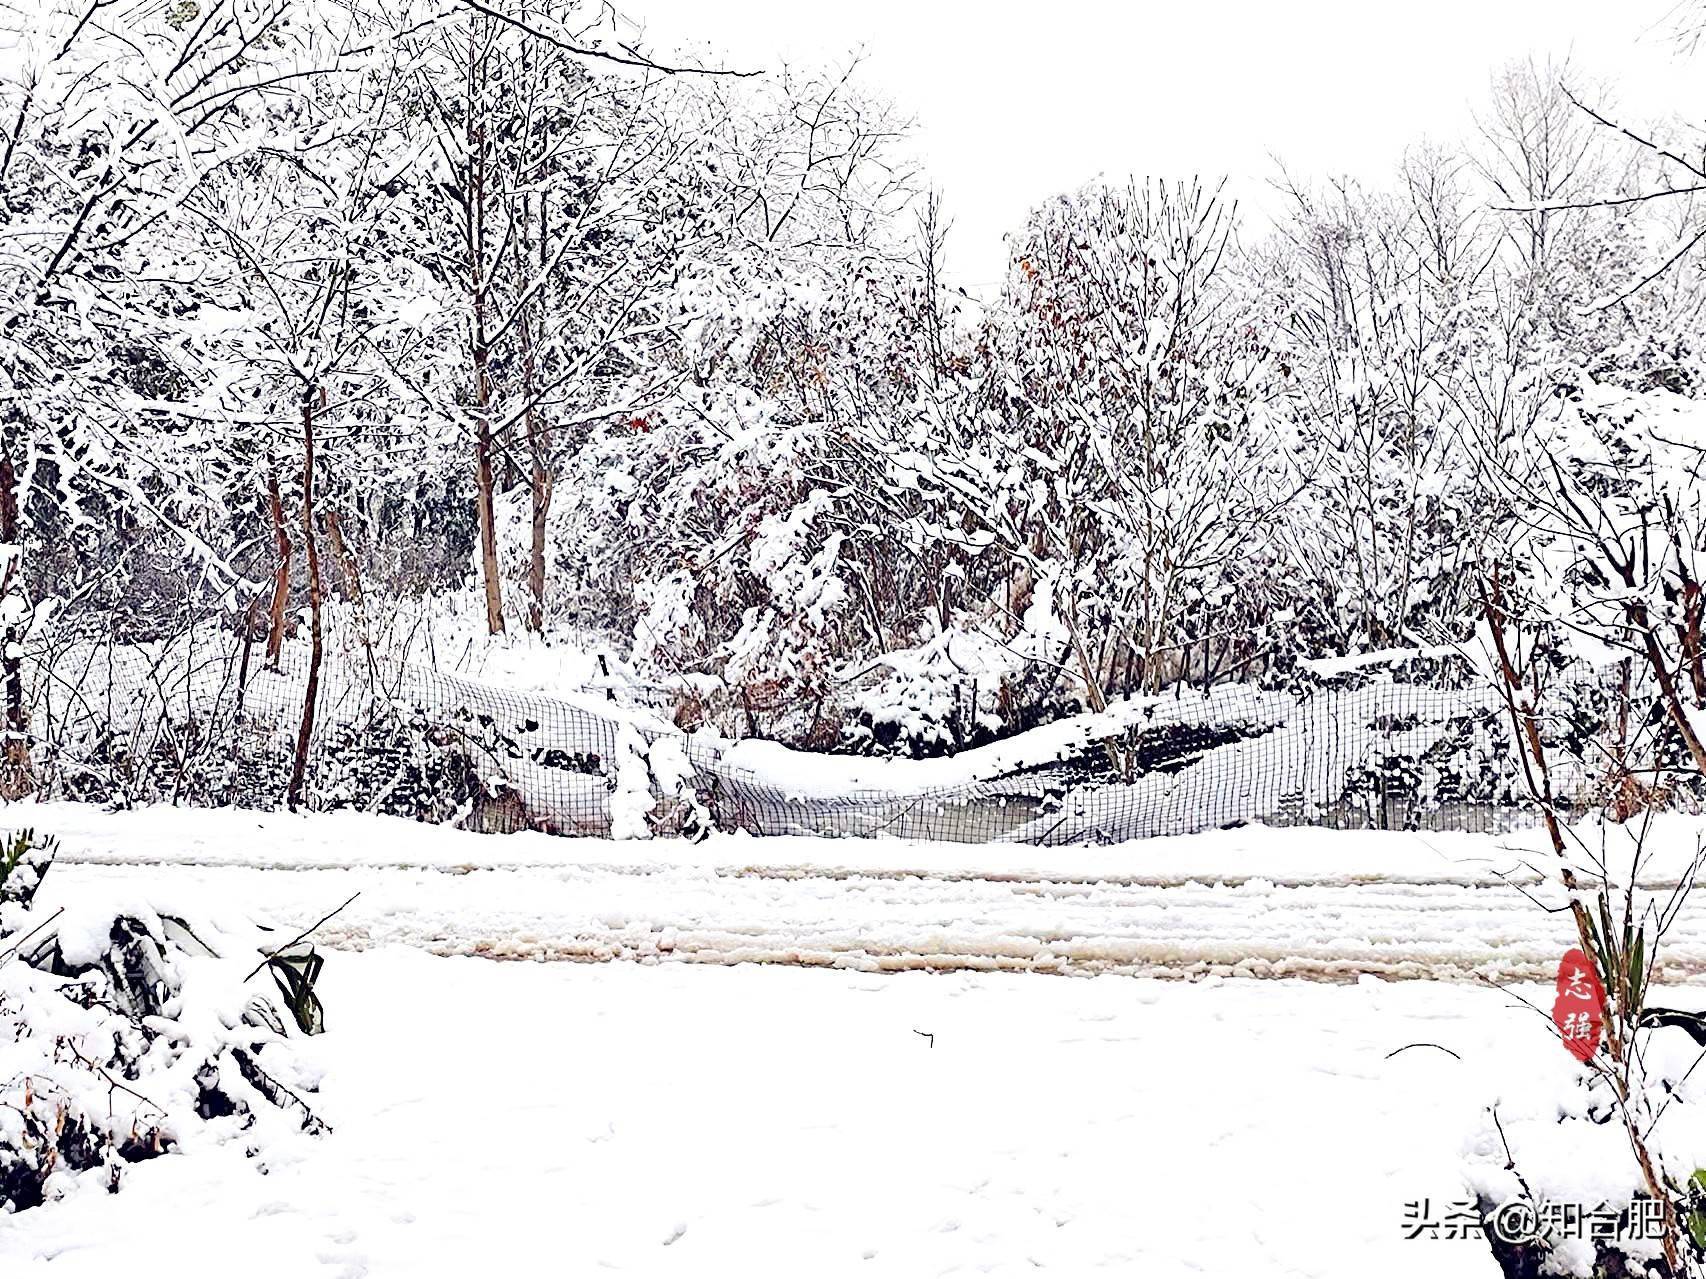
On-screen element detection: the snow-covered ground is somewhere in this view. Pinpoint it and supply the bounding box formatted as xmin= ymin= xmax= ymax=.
xmin=10 ymin=802 xmax=1706 ymax=1277
xmin=21 ymin=802 xmax=1706 ymax=981
xmin=2 ymin=945 xmax=1591 ymax=1277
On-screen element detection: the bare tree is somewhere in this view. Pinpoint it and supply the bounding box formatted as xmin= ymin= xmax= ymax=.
xmin=398 ymin=0 xmax=748 ymax=635
xmin=0 ymin=0 xmax=328 ymax=794
xmin=1475 ymin=58 xmax=1605 ymax=276
xmin=190 ymin=51 xmax=417 ymax=809
xmin=996 ymin=178 xmax=1292 ymax=698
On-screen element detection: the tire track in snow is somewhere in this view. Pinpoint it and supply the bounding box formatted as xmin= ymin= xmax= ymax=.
xmin=50 ymin=857 xmax=1706 ymax=984
xmin=52 ymin=847 xmax=1585 ymax=890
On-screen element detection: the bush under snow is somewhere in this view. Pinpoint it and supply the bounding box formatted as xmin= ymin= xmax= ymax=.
xmin=0 ymin=832 xmax=328 ymax=1214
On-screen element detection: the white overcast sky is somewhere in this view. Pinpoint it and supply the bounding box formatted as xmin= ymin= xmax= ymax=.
xmin=626 ymin=0 xmax=1705 ymax=287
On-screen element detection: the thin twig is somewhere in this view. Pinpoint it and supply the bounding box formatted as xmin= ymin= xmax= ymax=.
xmin=1385 ymin=1042 xmax=1463 ymax=1061
xmin=242 ymin=893 xmax=359 ymax=982
xmin=0 ymin=908 xmax=64 ymax=967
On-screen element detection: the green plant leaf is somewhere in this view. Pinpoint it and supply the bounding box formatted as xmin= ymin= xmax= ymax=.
xmin=1630 ymin=928 xmax=1647 ymax=1016
xmin=1688 ymin=1170 xmax=1706 ymax=1250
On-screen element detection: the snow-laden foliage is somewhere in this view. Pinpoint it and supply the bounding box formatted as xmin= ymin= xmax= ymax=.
xmin=0 ymin=831 xmax=328 ymax=1213
xmin=975 ymin=179 xmax=1292 ymax=699
xmin=11 ymin=1 xmax=1706 ymax=770
xmin=1464 ymin=1034 xmax=1706 ymax=1278
xmin=1253 ymin=168 xmax=1512 ymax=652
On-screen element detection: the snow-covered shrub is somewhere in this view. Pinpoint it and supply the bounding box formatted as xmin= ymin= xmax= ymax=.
xmin=979 ymin=179 xmax=1294 ymax=700
xmin=550 ymin=245 xmax=955 ymax=744
xmin=1250 ymin=170 xmax=1527 ymax=656
xmin=0 ymin=828 xmax=55 ymax=909
xmin=639 ymin=733 xmax=710 ymax=840
xmin=0 ymin=847 xmax=329 ymax=1213
xmin=552 ymin=391 xmax=851 ymax=739
xmin=608 ymin=721 xmax=653 ymax=841
xmin=1467 ymin=591 xmax=1706 ymax=1276
xmin=309 ymin=710 xmax=487 ymax=825
xmin=840 ymin=628 xmax=1074 ymax=758
xmin=845 ymin=660 xmax=995 ymax=757
xmin=1465 ymin=1034 xmax=1706 ymax=1278
xmin=1486 ymin=378 xmax=1706 ymax=815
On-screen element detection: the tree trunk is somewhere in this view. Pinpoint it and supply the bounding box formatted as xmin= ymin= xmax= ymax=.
xmin=1679 ymin=572 xmax=1706 ymax=705
xmin=0 ymin=453 xmax=31 ymax=800
xmin=287 ymin=389 xmax=325 ymax=812
xmin=265 ymin=471 xmax=292 ymax=665
xmin=324 ymin=510 xmax=363 ymax=607
xmin=528 ymin=460 xmax=552 ymax=634
xmin=475 ymin=412 xmax=504 ymax=635
xmin=1632 ymin=600 xmax=1706 ymax=777
xmin=520 ymin=302 xmax=550 ymax=634
xmin=235 ymin=595 xmax=261 ymax=720
xmin=469 ymin=26 xmax=505 ymax=637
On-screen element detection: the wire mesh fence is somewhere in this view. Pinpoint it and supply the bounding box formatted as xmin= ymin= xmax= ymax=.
xmin=26 ymin=632 xmax=627 ymax=834
xmin=19 ymin=631 xmax=1690 ymax=845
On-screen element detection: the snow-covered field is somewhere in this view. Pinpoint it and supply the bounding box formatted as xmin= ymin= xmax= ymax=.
xmin=9 ymin=802 xmax=1706 ymax=1276
xmin=3 ymin=943 xmax=1588 ymax=1278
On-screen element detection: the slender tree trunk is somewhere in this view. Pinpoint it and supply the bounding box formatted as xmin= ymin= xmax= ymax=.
xmin=324 ymin=510 xmax=363 ymax=607
xmin=287 ymin=388 xmax=325 ymax=812
xmin=1679 ymin=572 xmax=1706 ymax=705
xmin=469 ymin=25 xmax=505 ymax=636
xmin=0 ymin=453 xmax=31 ymax=799
xmin=528 ymin=458 xmax=552 ymax=633
xmin=475 ymin=410 xmax=504 ymax=635
xmin=520 ymin=260 xmax=551 ymax=634
xmin=235 ymin=595 xmax=260 ymax=719
xmin=1627 ymin=599 xmax=1706 ymax=777
xmin=265 ymin=471 xmax=292 ymax=665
